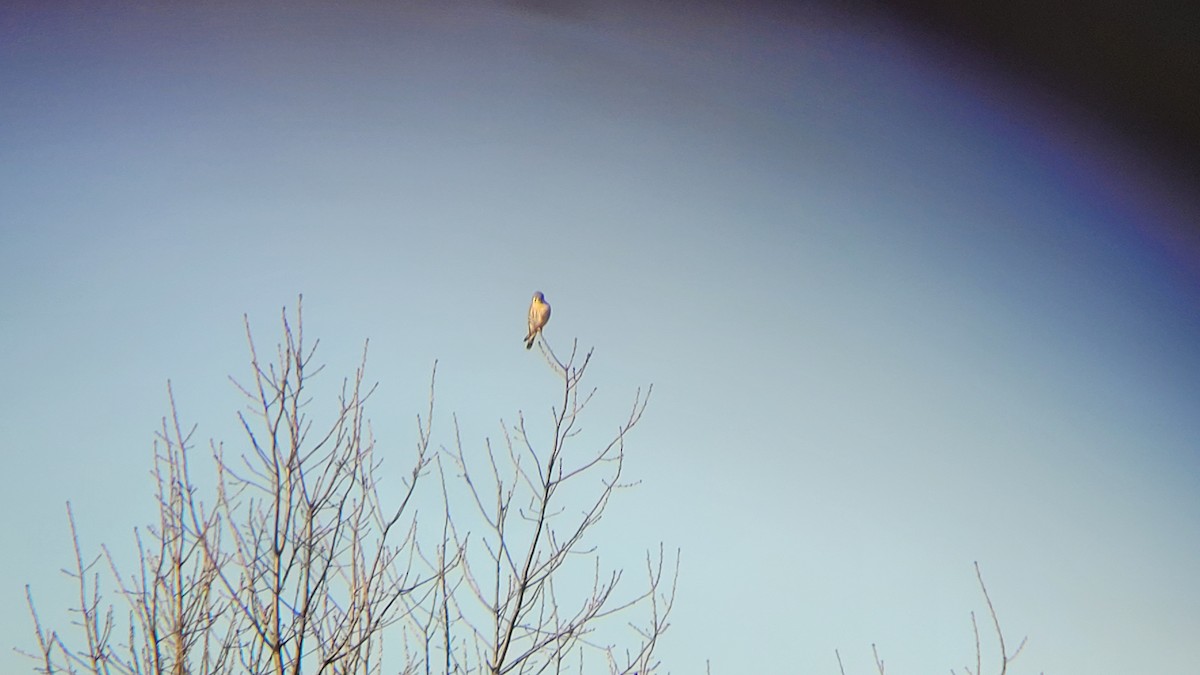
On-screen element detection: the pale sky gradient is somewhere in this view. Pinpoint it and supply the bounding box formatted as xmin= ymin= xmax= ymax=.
xmin=2 ymin=1 xmax=1198 ymax=673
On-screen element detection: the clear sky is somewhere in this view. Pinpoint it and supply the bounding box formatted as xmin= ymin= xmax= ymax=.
xmin=2 ymin=1 xmax=1198 ymax=673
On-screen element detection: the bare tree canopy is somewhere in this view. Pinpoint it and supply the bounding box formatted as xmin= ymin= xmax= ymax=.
xmin=24 ymin=300 xmax=676 ymax=674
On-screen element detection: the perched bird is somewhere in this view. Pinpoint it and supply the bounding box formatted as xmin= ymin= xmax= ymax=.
xmin=524 ymin=291 xmax=551 ymax=349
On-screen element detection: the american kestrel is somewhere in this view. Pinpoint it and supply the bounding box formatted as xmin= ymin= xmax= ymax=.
xmin=524 ymin=291 xmax=551 ymax=350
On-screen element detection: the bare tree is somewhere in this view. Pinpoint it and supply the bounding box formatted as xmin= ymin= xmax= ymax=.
xmin=405 ymin=339 xmax=678 ymax=674
xmin=23 ymin=300 xmax=676 ymax=674
xmin=836 ymin=562 xmax=1034 ymax=675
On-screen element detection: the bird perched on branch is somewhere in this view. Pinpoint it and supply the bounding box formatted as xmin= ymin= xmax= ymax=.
xmin=524 ymin=291 xmax=551 ymax=349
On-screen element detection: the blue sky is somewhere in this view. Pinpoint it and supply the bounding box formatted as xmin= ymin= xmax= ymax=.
xmin=2 ymin=1 xmax=1198 ymax=673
